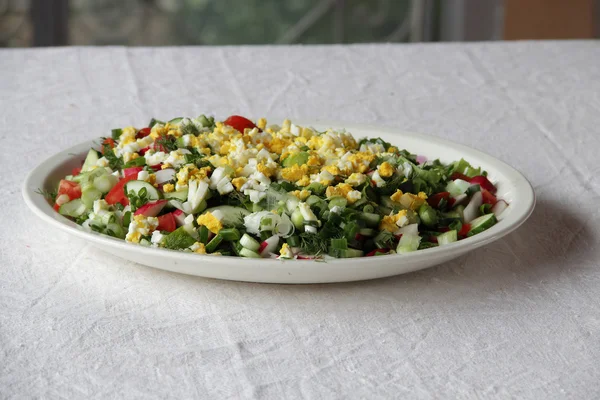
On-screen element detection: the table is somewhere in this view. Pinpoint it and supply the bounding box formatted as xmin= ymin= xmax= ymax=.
xmin=2 ymin=41 xmax=599 ymax=399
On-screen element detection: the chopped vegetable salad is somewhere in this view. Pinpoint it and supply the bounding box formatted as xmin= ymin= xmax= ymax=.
xmin=43 ymin=115 xmax=508 ymax=259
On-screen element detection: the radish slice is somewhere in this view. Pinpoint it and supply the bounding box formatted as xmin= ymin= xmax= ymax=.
xmin=416 ymin=155 xmax=427 ymax=165
xmin=463 ymin=191 xmax=483 ymax=223
xmin=172 ymin=209 xmax=187 ymax=226
xmin=155 ymin=168 xmax=175 ymax=184
xmin=134 ymin=199 xmax=167 ymax=217
xmin=259 ymin=235 xmax=279 ymax=258
xmin=470 ymin=175 xmax=496 ymax=193
xmin=491 ymin=200 xmax=508 ymax=218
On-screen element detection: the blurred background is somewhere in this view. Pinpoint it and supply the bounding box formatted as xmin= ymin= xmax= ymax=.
xmin=1 ymin=0 xmax=597 ymax=47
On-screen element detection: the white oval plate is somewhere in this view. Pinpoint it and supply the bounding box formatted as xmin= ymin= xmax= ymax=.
xmin=23 ymin=121 xmax=535 ymax=284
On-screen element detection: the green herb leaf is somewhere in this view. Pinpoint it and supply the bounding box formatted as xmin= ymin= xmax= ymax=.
xmin=102 ymin=141 xmax=123 ymax=170
xmin=35 ymin=188 xmax=57 ymax=203
xmin=299 ymin=232 xmax=328 ymax=256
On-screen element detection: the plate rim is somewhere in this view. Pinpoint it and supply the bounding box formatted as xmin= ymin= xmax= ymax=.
xmin=22 ymin=121 xmax=536 ymax=271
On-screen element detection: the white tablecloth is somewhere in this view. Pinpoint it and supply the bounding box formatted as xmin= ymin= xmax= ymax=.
xmin=2 ymin=41 xmax=599 ymax=399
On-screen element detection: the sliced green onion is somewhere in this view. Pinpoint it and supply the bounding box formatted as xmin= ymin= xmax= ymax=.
xmin=359 ymin=228 xmax=377 ymax=237
xmin=344 ymin=221 xmax=360 ymax=241
xmin=358 ymin=212 xmax=381 ymax=227
xmin=287 ymin=235 xmax=300 ymax=248
xmin=198 ymin=225 xmax=210 ymax=244
xmin=122 ymin=211 xmax=131 ymax=227
xmin=205 ymin=234 xmax=223 ymax=253
xmin=219 ymin=228 xmax=241 ymax=241
xmin=448 ymin=220 xmax=462 ymax=231
xmin=362 ymin=204 xmax=375 ymax=213
xmin=330 ymin=238 xmax=348 ymax=250
xmin=328 ymin=196 xmax=347 ymax=209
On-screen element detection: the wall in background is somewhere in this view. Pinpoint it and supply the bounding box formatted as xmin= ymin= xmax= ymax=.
xmin=0 ymin=0 xmax=596 ymax=47
xmin=1 ymin=0 xmax=439 ymax=47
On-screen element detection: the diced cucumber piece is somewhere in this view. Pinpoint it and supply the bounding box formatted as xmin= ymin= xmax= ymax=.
xmin=124 ymin=180 xmax=161 ymax=201
xmin=437 ymin=230 xmax=458 ymax=246
xmin=329 ymin=247 xmax=364 ymax=258
xmin=282 ymin=151 xmax=309 ymax=167
xmin=59 ymin=199 xmax=87 ymax=217
xmin=418 ymin=203 xmax=438 ymax=227
xmin=202 ymin=206 xmax=250 ymax=227
xmin=93 ymin=174 xmax=118 ymax=194
xmin=446 ymin=179 xmax=471 ymax=198
xmin=81 ymin=188 xmax=102 ymax=208
xmin=240 ymin=233 xmax=261 ymax=252
xmin=163 ymin=226 xmax=196 ymax=250
xmin=467 ymin=214 xmax=497 ymax=237
xmin=81 ymin=149 xmax=100 ymax=172
xmin=168 ymin=117 xmax=184 ymax=125
xmin=396 ymin=234 xmax=421 ymax=254
xmin=239 ymin=248 xmax=261 ymax=258
xmin=163 ymin=189 xmax=189 ymax=201
xmin=175 ymin=137 xmax=186 ymax=148
xmin=105 ymin=222 xmax=125 ymax=239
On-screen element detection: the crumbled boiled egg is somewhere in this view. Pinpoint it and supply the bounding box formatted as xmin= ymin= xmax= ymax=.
xmin=126 ymin=215 xmax=159 ymax=243
xmin=196 ymin=212 xmax=222 ymax=234
xmin=190 ymin=242 xmax=207 ymax=254
xmin=145 ymin=150 xmax=168 ymax=166
xmin=231 ymin=177 xmax=246 ymax=191
xmin=371 ymin=171 xmax=386 ymax=187
xmin=290 ymin=190 xmax=311 ymax=201
xmin=279 ymin=243 xmax=294 ymax=259
xmin=378 ymin=162 xmax=394 ymax=178
xmin=345 ymin=173 xmax=367 ymax=187
xmin=325 ymin=183 xmax=361 ymax=204
xmin=398 ymin=192 xmax=428 ymax=210
xmin=95 ymin=157 xmax=109 ymax=168
xmin=281 ymin=164 xmax=309 ymax=182
xmin=379 ymin=210 xmax=408 ymax=232
xmin=151 ymin=230 xmax=166 ymax=246
xmin=298 ymin=202 xmax=318 ymax=222
xmin=164 ymin=149 xmax=191 ymax=168
xmin=176 ymin=164 xmax=211 ymax=190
